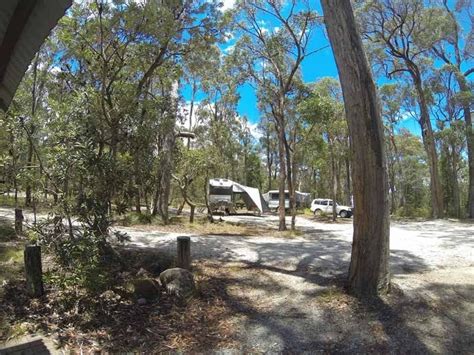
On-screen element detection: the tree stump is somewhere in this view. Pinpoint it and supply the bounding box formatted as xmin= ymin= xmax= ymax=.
xmin=14 ymin=208 xmax=24 ymax=235
xmin=177 ymin=236 xmax=191 ymax=270
xmin=24 ymin=245 xmax=44 ymax=298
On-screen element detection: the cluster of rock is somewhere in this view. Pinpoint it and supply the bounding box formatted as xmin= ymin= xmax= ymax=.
xmin=128 ymin=267 xmax=196 ymax=305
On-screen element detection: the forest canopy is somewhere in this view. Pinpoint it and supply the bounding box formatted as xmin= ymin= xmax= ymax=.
xmin=0 ymin=0 xmax=472 ymax=225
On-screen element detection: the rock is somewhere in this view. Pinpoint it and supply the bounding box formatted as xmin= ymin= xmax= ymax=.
xmin=159 ymin=268 xmax=196 ymax=300
xmin=137 ymin=298 xmax=147 ymax=305
xmin=129 ymin=278 xmax=161 ymax=299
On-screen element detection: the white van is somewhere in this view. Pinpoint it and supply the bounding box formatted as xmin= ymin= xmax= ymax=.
xmin=310 ymin=198 xmax=353 ymax=218
xmin=264 ymin=190 xmax=290 ymax=211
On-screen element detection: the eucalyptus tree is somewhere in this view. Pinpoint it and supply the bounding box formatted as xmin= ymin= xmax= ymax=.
xmin=298 ymin=78 xmax=349 ymax=221
xmin=232 ymin=0 xmax=321 ymax=230
xmin=379 ymin=83 xmax=407 ymax=212
xmin=55 ymin=0 xmax=223 ymax=223
xmin=322 ymin=0 xmax=390 ymax=296
xmin=430 ymin=68 xmax=466 ymax=217
xmin=394 ymin=129 xmax=431 ymax=216
xmin=197 ymin=48 xmax=244 ymax=181
xmin=258 ymin=115 xmax=278 ymax=191
xmin=0 ymin=111 xmax=24 ymax=205
xmin=357 ymin=0 xmax=446 ymax=218
xmin=430 ymin=0 xmax=474 ymax=217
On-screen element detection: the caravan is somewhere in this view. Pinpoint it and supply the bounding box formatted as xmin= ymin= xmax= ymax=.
xmin=208 ymin=178 xmax=268 ymax=215
xmin=263 ymin=190 xmax=311 ymax=211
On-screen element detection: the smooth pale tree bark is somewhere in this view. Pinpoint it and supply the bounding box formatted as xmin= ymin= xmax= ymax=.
xmin=322 ymin=0 xmax=390 ymax=296
xmin=413 ymin=76 xmax=444 ymax=218
xmin=276 ymin=115 xmax=287 ymax=231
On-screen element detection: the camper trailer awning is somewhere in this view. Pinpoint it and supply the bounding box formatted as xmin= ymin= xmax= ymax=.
xmin=232 ymin=182 xmax=267 ymax=213
xmin=209 ymin=178 xmax=268 ymax=213
xmin=0 ymin=0 xmax=72 ymax=111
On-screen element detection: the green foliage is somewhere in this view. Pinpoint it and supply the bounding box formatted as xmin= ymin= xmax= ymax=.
xmin=296 ymin=78 xmax=350 ymax=201
xmin=394 ymin=206 xmax=431 ymax=219
xmin=0 ymin=243 xmax=23 ymax=285
xmin=0 ymin=221 xmax=15 ymax=242
xmin=36 ymin=221 xmax=127 ymax=293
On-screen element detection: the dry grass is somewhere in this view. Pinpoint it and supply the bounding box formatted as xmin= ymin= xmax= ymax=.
xmin=0 ymin=251 xmax=240 ymax=352
xmin=120 ymin=214 xmax=269 ymax=237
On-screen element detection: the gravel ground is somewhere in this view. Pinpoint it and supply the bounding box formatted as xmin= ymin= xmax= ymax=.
xmin=1 ymin=208 xmax=473 ymax=353
xmin=119 ymin=214 xmax=473 ymax=279
xmin=118 ymin=214 xmax=473 ymax=353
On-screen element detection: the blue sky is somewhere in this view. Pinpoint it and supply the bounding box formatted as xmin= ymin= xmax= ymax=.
xmin=234 ymin=46 xmax=340 ymax=128
xmin=180 ymin=0 xmax=473 ymax=139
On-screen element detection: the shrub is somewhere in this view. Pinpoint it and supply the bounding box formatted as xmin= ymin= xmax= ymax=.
xmin=33 ymin=217 xmax=129 ymax=294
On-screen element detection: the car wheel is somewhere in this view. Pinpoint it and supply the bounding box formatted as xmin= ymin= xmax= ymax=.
xmin=314 ymin=209 xmax=322 ymax=216
xmin=339 ymin=210 xmax=348 ymax=218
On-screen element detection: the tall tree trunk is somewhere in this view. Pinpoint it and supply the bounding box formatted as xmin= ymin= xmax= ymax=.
xmin=387 ymin=129 xmax=397 ymax=213
xmin=266 ymin=131 xmax=273 ymax=191
xmin=450 ymin=143 xmax=461 ymax=218
xmin=345 ymin=156 xmax=351 ymax=206
xmin=25 ymin=54 xmax=39 ymax=207
xmin=336 ymin=159 xmax=342 ymax=203
xmin=412 ymin=76 xmax=444 ymax=218
xmin=187 ymin=81 xmax=196 ymax=150
xmin=459 ymin=82 xmax=474 ymax=218
xmin=322 ymin=0 xmax=390 ymax=297
xmin=109 ymin=121 xmax=119 ymax=211
xmin=284 ymin=137 xmax=296 ymax=230
xmin=329 ymin=137 xmax=337 ymax=221
xmin=152 ymin=169 xmax=162 ymax=216
xmin=25 ymin=141 xmax=34 ymax=207
xmin=144 ymin=190 xmax=150 ymax=214
xmin=159 ymin=121 xmax=176 ymax=225
xmin=439 ymin=2 xmax=473 ymax=218
xmin=134 ymin=153 xmax=141 ymax=213
xmin=276 ymin=116 xmax=287 ymax=231
xmin=291 ymin=145 xmax=298 ymax=229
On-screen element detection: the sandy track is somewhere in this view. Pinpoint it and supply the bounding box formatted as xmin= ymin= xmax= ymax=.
xmin=1 ymin=208 xmax=473 ymax=352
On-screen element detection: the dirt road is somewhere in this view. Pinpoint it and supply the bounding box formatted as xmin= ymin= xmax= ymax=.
xmin=118 ymin=214 xmax=473 ymax=353
xmin=1 ymin=208 xmax=473 ymax=352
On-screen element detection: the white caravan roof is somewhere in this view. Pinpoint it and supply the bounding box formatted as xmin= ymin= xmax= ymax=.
xmin=209 ymin=178 xmax=233 ymax=188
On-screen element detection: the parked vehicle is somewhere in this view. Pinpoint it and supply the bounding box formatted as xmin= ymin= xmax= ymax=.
xmin=263 ymin=190 xmax=311 ymax=211
xmin=264 ymin=190 xmax=290 ymax=211
xmin=208 ymin=178 xmax=268 ymax=215
xmin=310 ymin=198 xmax=353 ymax=218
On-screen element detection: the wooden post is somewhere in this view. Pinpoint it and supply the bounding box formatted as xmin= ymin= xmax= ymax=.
xmin=177 ymin=236 xmax=191 ymax=270
xmin=189 ymin=205 xmax=195 ymax=224
xmin=14 ymin=208 xmax=24 ymax=235
xmin=24 ymin=245 xmax=44 ymax=298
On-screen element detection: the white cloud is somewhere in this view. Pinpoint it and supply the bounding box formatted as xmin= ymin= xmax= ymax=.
xmin=224 ymin=31 xmax=235 ymax=42
xmin=248 ymin=122 xmax=263 ymax=141
xmin=397 ymin=110 xmax=414 ymax=122
xmin=220 ymin=0 xmax=236 ymax=11
xmin=224 ymin=44 xmax=236 ymax=53
xmin=49 ymin=66 xmax=62 ymax=75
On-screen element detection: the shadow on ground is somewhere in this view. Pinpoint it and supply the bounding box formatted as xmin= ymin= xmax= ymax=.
xmin=192 ymin=258 xmax=473 ymax=353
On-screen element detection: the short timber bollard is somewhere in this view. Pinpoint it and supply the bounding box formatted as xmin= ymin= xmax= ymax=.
xmin=14 ymin=208 xmax=24 ymax=235
xmin=24 ymin=245 xmax=44 ymax=298
xmin=177 ymin=236 xmax=191 ymax=270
